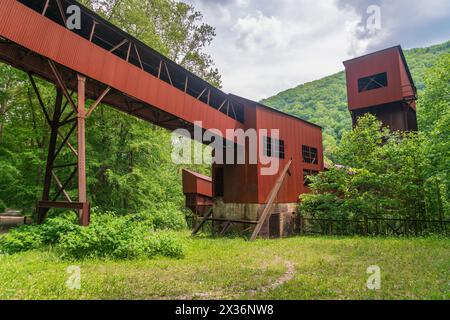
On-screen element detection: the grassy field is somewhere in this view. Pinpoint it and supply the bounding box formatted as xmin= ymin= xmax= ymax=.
xmin=0 ymin=233 xmax=449 ymax=300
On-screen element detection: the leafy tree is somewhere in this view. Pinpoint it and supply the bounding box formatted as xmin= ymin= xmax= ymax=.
xmin=418 ymin=54 xmax=450 ymax=219
xmin=80 ymin=0 xmax=221 ymax=86
xmin=301 ymin=114 xmax=428 ymax=220
xmin=0 ymin=0 xmax=214 ymax=217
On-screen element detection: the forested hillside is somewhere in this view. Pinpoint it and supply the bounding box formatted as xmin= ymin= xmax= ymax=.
xmin=261 ymin=41 xmax=450 ymax=159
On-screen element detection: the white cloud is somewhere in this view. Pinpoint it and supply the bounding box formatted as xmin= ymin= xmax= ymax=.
xmin=185 ymin=0 xmax=450 ymax=100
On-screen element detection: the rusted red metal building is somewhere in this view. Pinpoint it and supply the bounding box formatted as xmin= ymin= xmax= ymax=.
xmin=0 ymin=0 xmax=324 ymax=239
xmin=343 ymin=46 xmax=418 ymax=131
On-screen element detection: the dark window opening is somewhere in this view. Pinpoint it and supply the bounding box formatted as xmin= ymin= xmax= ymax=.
xmin=264 ymin=137 xmax=285 ymax=159
xmin=358 ymin=72 xmax=388 ymax=92
xmin=303 ymin=170 xmax=319 ymax=187
xmin=214 ymin=167 xmax=224 ymax=197
xmin=269 ymin=213 xmax=281 ymax=238
xmin=302 ymin=145 xmax=318 ymax=164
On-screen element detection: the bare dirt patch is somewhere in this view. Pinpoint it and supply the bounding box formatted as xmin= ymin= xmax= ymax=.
xmin=170 ymin=259 xmax=295 ymax=300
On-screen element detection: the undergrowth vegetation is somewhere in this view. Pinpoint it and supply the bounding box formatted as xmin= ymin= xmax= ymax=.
xmin=0 ymin=210 xmax=185 ymax=260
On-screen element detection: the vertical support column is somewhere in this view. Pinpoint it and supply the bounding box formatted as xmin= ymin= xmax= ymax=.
xmin=77 ymin=75 xmax=89 ymax=226
xmin=38 ymin=89 xmax=63 ymax=224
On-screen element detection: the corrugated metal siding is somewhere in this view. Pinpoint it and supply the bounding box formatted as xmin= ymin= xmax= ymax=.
xmin=0 ymin=0 xmax=243 ymax=136
xmin=255 ymin=106 xmax=324 ymax=204
xmin=219 ymin=99 xmax=323 ymax=205
xmin=344 ymin=48 xmax=403 ymax=111
xmin=182 ymin=170 xmax=212 ymax=197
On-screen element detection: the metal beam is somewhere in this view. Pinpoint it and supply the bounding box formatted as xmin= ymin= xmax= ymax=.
xmin=38 ymin=89 xmax=63 ymax=224
xmin=89 ymin=21 xmax=98 ymax=42
xmin=109 ymin=39 xmax=128 ymax=53
xmin=42 ymin=0 xmax=50 ymax=16
xmin=77 ymin=75 xmax=89 ymax=226
xmin=133 ymin=44 xmax=144 ymax=70
xmin=57 ymin=130 xmax=78 ymax=157
xmin=164 ymin=61 xmax=173 ymax=86
xmin=55 ymin=0 xmax=67 ymax=25
xmin=52 ymin=168 xmax=77 ymax=202
xmin=52 ymin=171 xmax=72 ymax=202
xmin=86 ymin=86 xmax=111 ymax=117
xmin=28 ymin=73 xmax=51 ymax=125
xmin=48 ymin=60 xmax=77 ymax=113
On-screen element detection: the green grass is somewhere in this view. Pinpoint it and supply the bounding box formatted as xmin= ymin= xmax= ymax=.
xmin=0 ymin=233 xmax=449 ymax=300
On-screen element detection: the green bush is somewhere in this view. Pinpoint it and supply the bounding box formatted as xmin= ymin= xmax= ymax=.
xmin=133 ymin=203 xmax=187 ymax=231
xmin=38 ymin=214 xmax=80 ymax=244
xmin=0 ymin=211 xmax=185 ymax=260
xmin=0 ymin=212 xmax=184 ymax=259
xmin=57 ymin=214 xmax=184 ymax=260
xmin=0 ymin=225 xmax=44 ymax=254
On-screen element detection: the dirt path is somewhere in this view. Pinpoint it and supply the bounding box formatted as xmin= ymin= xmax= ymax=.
xmin=170 ymin=259 xmax=295 ymax=300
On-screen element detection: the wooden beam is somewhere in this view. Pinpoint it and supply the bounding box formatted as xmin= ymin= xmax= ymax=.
xmin=250 ymin=159 xmax=293 ymax=241
xmin=219 ymin=222 xmax=232 ymax=236
xmin=198 ymin=217 xmax=258 ymax=225
xmin=192 ymin=208 xmax=213 ymax=236
xmin=86 ymin=87 xmax=111 ymax=117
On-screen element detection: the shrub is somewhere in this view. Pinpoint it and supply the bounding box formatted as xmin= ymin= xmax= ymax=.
xmin=134 ymin=202 xmax=187 ymax=231
xmin=38 ymin=214 xmax=80 ymax=244
xmin=0 ymin=225 xmax=44 ymax=254
xmin=57 ymin=213 xmax=185 ymax=260
xmin=0 ymin=211 xmax=185 ymax=260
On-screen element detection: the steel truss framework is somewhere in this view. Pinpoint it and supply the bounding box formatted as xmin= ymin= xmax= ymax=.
xmin=28 ymin=60 xmax=110 ymax=226
xmin=21 ymin=0 xmax=245 ymax=122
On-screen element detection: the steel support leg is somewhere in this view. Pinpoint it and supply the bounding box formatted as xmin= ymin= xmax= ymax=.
xmin=38 ymin=89 xmax=63 ymax=224
xmin=77 ymin=75 xmax=89 ymax=226
xmin=35 ymin=67 xmax=91 ymax=226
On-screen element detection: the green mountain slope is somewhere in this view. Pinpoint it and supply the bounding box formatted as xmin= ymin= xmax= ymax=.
xmin=261 ymin=41 xmax=450 ymax=157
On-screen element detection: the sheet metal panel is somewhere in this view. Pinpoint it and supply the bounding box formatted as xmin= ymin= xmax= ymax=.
xmin=344 ymin=48 xmax=403 ymax=111
xmin=219 ymin=98 xmax=323 ymax=204
xmin=0 ymin=0 xmax=243 ymax=136
xmin=182 ymin=169 xmax=212 ymax=197
xmin=255 ymin=106 xmax=324 ymax=204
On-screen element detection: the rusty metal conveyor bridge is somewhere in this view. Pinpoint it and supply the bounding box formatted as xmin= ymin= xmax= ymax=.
xmin=0 ymin=0 xmax=248 ymax=224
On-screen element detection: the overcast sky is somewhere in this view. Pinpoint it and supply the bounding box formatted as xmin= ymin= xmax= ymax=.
xmin=184 ymin=0 xmax=450 ymax=101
